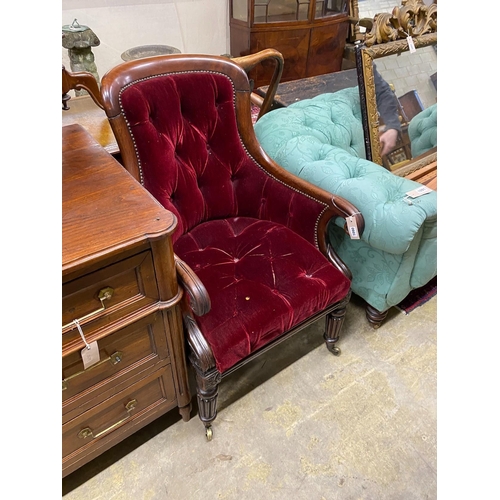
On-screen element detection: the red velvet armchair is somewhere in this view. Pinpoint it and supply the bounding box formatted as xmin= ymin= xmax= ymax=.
xmin=90 ymin=51 xmax=365 ymax=440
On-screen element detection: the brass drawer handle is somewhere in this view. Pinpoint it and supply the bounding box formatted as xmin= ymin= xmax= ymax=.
xmin=62 ymin=351 xmax=123 ymax=391
xmin=62 ymin=287 xmax=114 ymax=330
xmin=77 ymin=399 xmax=137 ymax=440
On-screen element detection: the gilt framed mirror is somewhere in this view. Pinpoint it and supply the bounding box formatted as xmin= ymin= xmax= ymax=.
xmin=355 ymin=0 xmax=437 ymax=172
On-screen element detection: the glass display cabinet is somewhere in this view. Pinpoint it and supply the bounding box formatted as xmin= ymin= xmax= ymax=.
xmin=230 ymin=0 xmax=351 ymax=87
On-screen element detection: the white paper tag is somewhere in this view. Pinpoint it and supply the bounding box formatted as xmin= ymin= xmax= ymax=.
xmin=346 ymin=216 xmax=360 ymax=240
xmin=407 ymin=36 xmax=416 ymax=53
xmin=81 ymin=341 xmax=100 ymax=370
xmin=405 ymin=185 xmax=432 ymax=199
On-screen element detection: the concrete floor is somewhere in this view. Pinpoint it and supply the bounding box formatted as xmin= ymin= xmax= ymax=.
xmin=62 ymin=293 xmax=437 ymax=499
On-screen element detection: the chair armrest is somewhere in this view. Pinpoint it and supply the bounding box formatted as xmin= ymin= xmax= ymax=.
xmin=241 ymin=126 xmax=365 ymax=256
xmin=232 ymin=49 xmax=284 ymax=120
xmin=62 ymin=65 xmax=104 ymax=110
xmin=174 ymin=256 xmax=215 ymax=373
xmin=174 ymin=255 xmax=211 ymax=316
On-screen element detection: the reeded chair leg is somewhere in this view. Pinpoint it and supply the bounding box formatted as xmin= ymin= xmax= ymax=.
xmin=324 ymin=293 xmax=350 ymax=356
xmin=365 ymin=304 xmax=388 ymax=329
xmin=193 ymin=366 xmax=221 ymax=441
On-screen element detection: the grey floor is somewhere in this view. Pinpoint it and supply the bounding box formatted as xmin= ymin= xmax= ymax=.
xmin=62 ymin=292 xmax=437 ymax=499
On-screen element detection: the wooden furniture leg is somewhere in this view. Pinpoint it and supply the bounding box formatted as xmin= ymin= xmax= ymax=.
xmin=193 ymin=367 xmax=221 ymax=441
xmin=324 ymin=293 xmax=350 ymax=355
xmin=365 ymin=304 xmax=388 ymax=329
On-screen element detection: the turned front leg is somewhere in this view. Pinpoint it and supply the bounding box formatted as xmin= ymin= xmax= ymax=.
xmin=365 ymin=304 xmax=388 ymax=329
xmin=323 ymin=293 xmax=350 ymax=356
xmin=192 ymin=365 xmax=221 ymax=440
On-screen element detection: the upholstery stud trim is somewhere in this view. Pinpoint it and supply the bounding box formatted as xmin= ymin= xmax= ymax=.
xmin=117 ymin=68 xmax=330 ymax=249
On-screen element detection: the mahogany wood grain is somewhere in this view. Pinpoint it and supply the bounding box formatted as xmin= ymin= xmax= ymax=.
xmin=62 ymin=366 xmax=176 ymax=476
xmin=251 ymin=27 xmax=310 ymax=84
xmin=62 ymin=95 xmax=118 ymax=155
xmin=62 ymin=312 xmax=169 ymax=423
xmin=230 ymin=13 xmax=350 ymax=88
xmin=62 ymin=124 xmax=176 ymax=277
xmin=62 ymin=124 xmax=191 ymax=477
xmin=306 ymin=22 xmax=349 ymax=76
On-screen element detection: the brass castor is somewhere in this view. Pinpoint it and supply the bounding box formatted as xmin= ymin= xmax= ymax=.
xmin=330 ymin=345 xmax=341 ymax=356
xmin=205 ymin=426 xmax=213 ymax=441
xmin=324 ymin=337 xmax=341 ymax=356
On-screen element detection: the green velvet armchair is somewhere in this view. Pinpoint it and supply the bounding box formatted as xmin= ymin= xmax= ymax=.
xmin=254 ymin=87 xmax=437 ymax=327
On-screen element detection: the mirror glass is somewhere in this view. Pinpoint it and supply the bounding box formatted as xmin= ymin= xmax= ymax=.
xmin=372 ymin=45 xmax=436 ymax=169
xmin=355 ymin=0 xmax=437 ymax=171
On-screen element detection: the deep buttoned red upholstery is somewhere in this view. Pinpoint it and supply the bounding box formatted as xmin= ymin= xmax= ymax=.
xmin=96 ymin=52 xmax=365 ymax=438
xmin=117 ymin=70 xmax=350 ymax=374
xmin=175 ymin=217 xmax=350 ymax=372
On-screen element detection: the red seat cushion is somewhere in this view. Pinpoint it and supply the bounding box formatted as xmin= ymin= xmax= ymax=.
xmin=174 ymin=217 xmax=351 ymax=373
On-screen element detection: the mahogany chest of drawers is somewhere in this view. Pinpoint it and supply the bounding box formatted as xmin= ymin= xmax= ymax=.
xmin=62 ymin=124 xmax=191 ymax=477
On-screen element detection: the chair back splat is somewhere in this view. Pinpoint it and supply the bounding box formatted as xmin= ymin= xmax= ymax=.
xmin=99 ymin=51 xmax=364 ymax=440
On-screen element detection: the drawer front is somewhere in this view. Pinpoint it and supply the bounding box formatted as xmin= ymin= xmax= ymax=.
xmin=62 ymin=365 xmax=176 ymax=464
xmin=62 ymin=251 xmax=159 ymax=347
xmin=62 ymin=312 xmax=170 ymax=417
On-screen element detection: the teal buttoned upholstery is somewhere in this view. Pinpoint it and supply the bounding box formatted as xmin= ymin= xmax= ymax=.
xmin=408 ymin=103 xmax=437 ymax=158
xmin=254 ymin=88 xmax=437 ymax=326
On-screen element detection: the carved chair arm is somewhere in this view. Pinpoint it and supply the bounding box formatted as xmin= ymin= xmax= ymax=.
xmin=232 ymin=49 xmax=284 ymax=120
xmin=318 ymin=190 xmax=365 ymax=269
xmin=311 ymin=192 xmax=365 ymax=280
xmin=256 ymin=150 xmax=365 ymax=268
xmin=288 ymin=184 xmax=364 ymax=279
xmin=299 ymin=183 xmax=366 ymax=238
xmin=62 ymin=65 xmax=104 ymax=110
xmin=174 ymin=255 xmax=211 ymax=317
xmin=242 ymin=130 xmax=365 ymax=245
xmin=329 ymin=195 xmax=365 ymax=237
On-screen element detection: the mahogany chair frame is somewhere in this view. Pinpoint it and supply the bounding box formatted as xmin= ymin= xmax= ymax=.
xmin=62 ymin=51 xmax=364 ymax=440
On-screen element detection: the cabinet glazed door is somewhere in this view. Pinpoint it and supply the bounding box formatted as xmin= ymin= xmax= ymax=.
xmin=229 ymin=0 xmax=350 ymax=87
